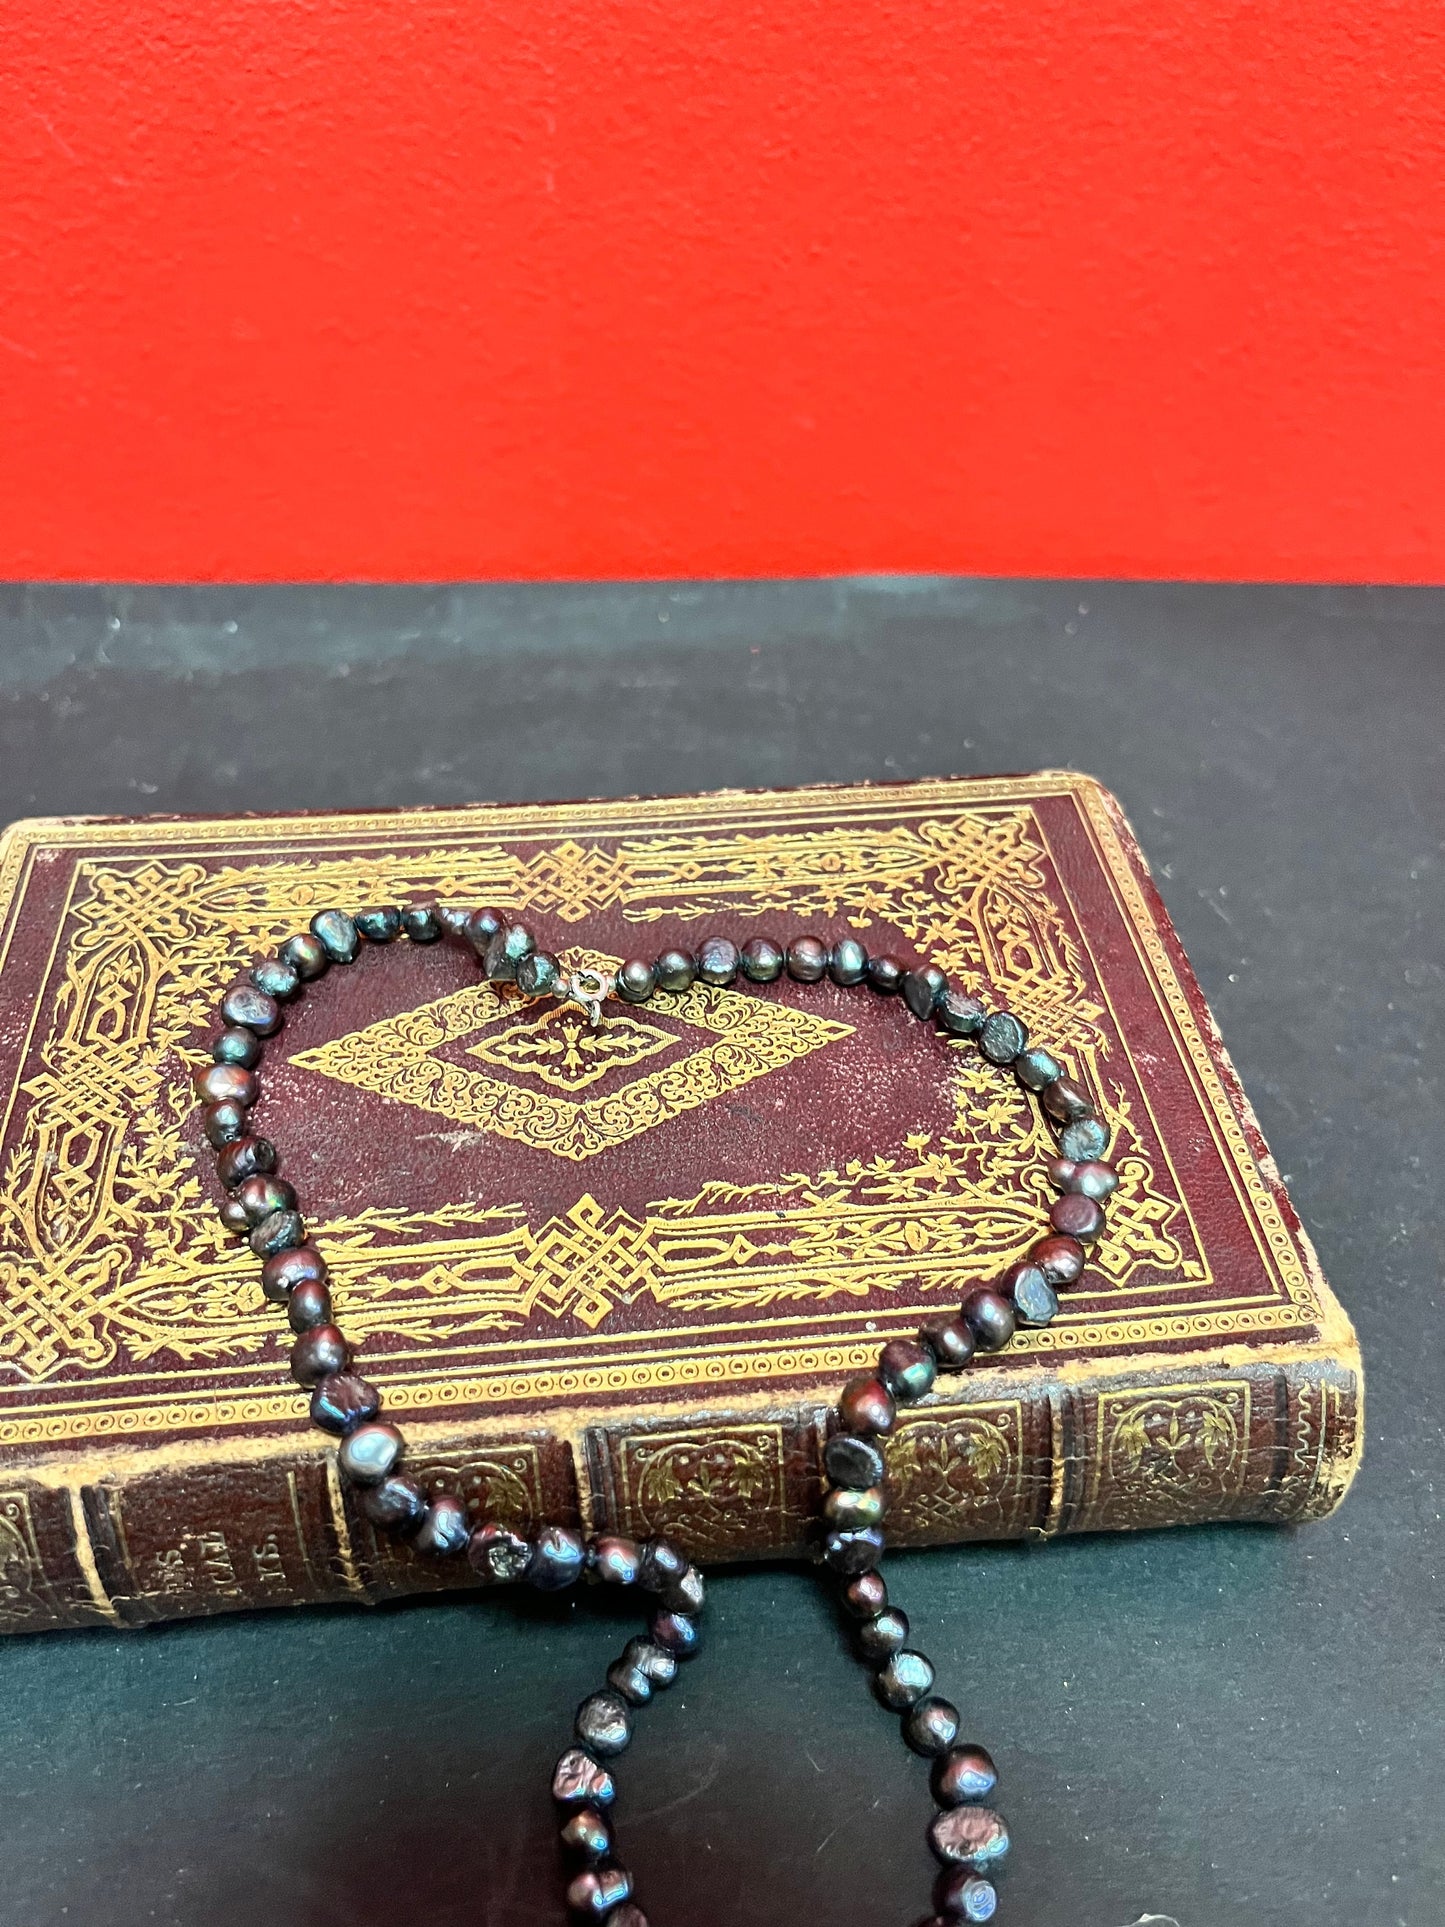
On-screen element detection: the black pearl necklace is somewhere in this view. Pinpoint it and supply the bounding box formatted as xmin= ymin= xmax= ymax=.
xmin=199 ymin=905 xmax=1119 ymax=1927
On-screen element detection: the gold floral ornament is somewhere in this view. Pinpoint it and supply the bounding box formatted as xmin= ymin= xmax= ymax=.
xmin=467 ymin=1006 xmax=677 ymax=1095
xmin=290 ymin=950 xmax=854 ymax=1163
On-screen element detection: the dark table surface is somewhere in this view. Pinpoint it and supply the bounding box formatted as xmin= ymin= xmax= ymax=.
xmin=0 ymin=579 xmax=1439 ymax=1927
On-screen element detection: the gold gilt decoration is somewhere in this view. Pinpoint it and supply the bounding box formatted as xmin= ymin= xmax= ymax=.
xmin=886 ymin=1404 xmax=1030 ymax=1541
xmin=1087 ymin=1383 xmax=1251 ymax=1530
xmin=467 ymin=1009 xmax=675 ymax=1094
xmin=289 ymin=949 xmax=853 ymax=1163
xmin=0 ymin=798 xmax=1224 ymax=1396
xmin=622 ymin=1426 xmax=793 ymax=1559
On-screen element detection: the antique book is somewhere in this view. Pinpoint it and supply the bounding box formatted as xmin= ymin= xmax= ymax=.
xmin=0 ymin=775 xmax=1360 ymax=1634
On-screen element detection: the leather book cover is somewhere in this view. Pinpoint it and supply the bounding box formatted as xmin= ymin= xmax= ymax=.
xmin=0 ymin=774 xmax=1361 ymax=1634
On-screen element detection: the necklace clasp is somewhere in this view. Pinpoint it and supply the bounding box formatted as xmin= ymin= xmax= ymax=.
xmin=564 ymin=968 xmax=613 ymax=1027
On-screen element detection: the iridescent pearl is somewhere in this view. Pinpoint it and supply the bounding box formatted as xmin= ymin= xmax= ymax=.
xmin=309 ymin=910 xmax=359 ymax=963
xmin=575 ymin=1689 xmax=631 ymax=1757
xmin=932 ymin=1744 xmax=999 ymax=1806
xmin=552 ymin=1748 xmax=616 ymax=1810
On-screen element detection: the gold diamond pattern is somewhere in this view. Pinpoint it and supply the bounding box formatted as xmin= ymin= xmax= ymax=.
xmin=291 ymin=949 xmax=854 ymax=1163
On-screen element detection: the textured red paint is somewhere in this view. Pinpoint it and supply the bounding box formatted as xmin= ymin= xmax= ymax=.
xmin=1 ymin=3 xmax=1442 ymax=582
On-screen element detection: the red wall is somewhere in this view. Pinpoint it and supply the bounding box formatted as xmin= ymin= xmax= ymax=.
xmin=2 ymin=3 xmax=1442 ymax=583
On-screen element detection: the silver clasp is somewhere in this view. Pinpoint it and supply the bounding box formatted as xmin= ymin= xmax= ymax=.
xmin=564 ymin=968 xmax=613 ymax=1027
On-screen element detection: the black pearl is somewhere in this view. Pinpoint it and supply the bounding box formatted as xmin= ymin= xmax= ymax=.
xmin=591 ymin=1536 xmax=641 ymax=1586
xmin=355 ymin=906 xmax=402 ymax=942
xmin=932 ymin=1743 xmax=998 ymax=1806
xmin=901 ymin=966 xmax=947 ymax=1020
xmin=607 ymin=1907 xmax=648 ymax=1927
xmin=856 ymin=1607 xmax=909 ymax=1661
xmin=934 ymin=1871 xmax=998 ymax=1921
xmin=221 ymin=982 xmax=282 ymax=1035
xmin=622 ymin=1637 xmax=677 ymax=1690
xmin=338 ymin=1422 xmax=404 ymax=1485
xmin=250 ymin=1209 xmax=305 ymax=1258
xmin=660 ymin=1564 xmax=705 ymax=1614
xmin=434 ymin=905 xmax=469 ymax=937
xmin=840 ymin=1569 xmax=887 ymax=1618
xmin=287 ymin=1278 xmax=333 ymax=1332
xmin=195 ymin=1061 xmax=258 ymax=1108
xmin=218 ymin=1197 xmax=250 ymax=1236
xmin=484 ymin=922 xmax=535 ymax=982
xmin=823 ymin=1485 xmax=884 ymax=1530
xmin=918 ymin=1314 xmax=976 ymax=1370
xmin=928 ymin=1806 xmax=1010 ymax=1871
xmin=823 ymin=1525 xmax=886 ymax=1574
xmin=650 ymin=1607 xmax=701 ymax=1656
xmin=402 ymin=904 xmax=441 ymax=943
xmin=250 ymin=956 xmax=300 ymax=1001
xmin=462 ymin=907 xmax=505 ymax=954
xmin=212 ymin=1026 xmax=262 ymax=1069
xmin=290 ymin=1324 xmax=350 ymax=1386
xmin=616 ymin=959 xmax=656 ymax=1003
xmin=560 ymin=1806 xmax=611 ymax=1862
xmin=876 ymin=1649 xmax=935 ymax=1710
xmin=828 ymin=937 xmax=868 ymax=985
xmin=1042 ymin=1074 xmax=1093 ymax=1124
xmin=878 ymin=1337 xmax=936 ymax=1403
xmin=515 ymin=949 xmax=562 ymax=997
xmin=696 ymin=935 xmax=739 ymax=985
xmin=413 ymin=1494 xmax=470 ymax=1556
xmin=360 ymin=1473 xmax=428 ymax=1535
xmin=202 ymin=1099 xmax=248 ymax=1148
xmin=309 ymin=1372 xmax=380 ymax=1435
xmin=838 ymin=1375 xmax=896 ymax=1437
xmin=978 ymin=1011 xmax=1028 ymax=1065
xmin=566 ymin=1867 xmax=632 ymax=1918
xmin=527 ymin=1524 xmax=586 ymax=1590
xmin=261 ymin=1244 xmax=327 ymax=1300
xmin=1050 ymin=1192 xmax=1105 ymax=1242
xmin=637 ymin=1536 xmax=689 ymax=1594
xmin=1064 ymin=1158 xmax=1118 ymax=1201
xmin=866 ymin=953 xmax=904 ymax=993
xmin=606 ymin=1658 xmax=654 ymax=1707
xmin=575 ymin=1689 xmax=631 ymax=1757
xmin=786 ymin=936 xmax=829 ymax=982
xmin=740 ymin=937 xmax=784 ymax=982
xmin=1014 ymin=1044 xmax=1062 ymax=1091
xmin=824 ymin=1433 xmax=885 ymax=1490
xmin=1060 ymin=1115 xmax=1110 ymax=1161
xmin=236 ymin=1174 xmax=296 ymax=1225
xmin=467 ymin=1522 xmax=533 ymax=1584
xmin=936 ymin=990 xmax=987 ymax=1037
xmin=654 ymin=947 xmax=696 ymax=992
xmin=1001 ymin=1261 xmax=1058 ymax=1326
xmin=904 ymin=1696 xmax=961 ymax=1757
xmin=1031 ymin=1234 xmax=1086 ymax=1286
xmin=962 ymin=1288 xmax=1016 ymax=1351
xmin=280 ymin=932 xmax=329 ymax=980
xmin=215 ymin=1136 xmax=277 ymax=1188
xmin=309 ymin=910 xmax=360 ymax=963
xmin=552 ymin=1747 xmax=617 ymax=1810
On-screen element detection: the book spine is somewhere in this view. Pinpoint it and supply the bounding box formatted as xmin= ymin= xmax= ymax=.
xmin=0 ymin=1350 xmax=1360 ymax=1634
